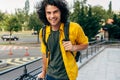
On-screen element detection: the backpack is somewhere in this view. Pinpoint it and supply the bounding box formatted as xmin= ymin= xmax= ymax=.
xmin=42 ymin=22 xmax=81 ymax=62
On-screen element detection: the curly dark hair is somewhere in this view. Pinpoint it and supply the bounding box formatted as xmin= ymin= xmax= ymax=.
xmin=36 ymin=0 xmax=69 ymax=25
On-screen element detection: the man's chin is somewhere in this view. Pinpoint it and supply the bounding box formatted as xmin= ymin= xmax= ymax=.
xmin=50 ymin=21 xmax=60 ymax=27
xmin=50 ymin=23 xmax=57 ymax=27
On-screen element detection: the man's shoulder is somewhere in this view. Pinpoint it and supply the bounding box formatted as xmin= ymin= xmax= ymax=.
xmin=41 ymin=25 xmax=51 ymax=34
xmin=69 ymin=21 xmax=77 ymax=24
xmin=69 ymin=22 xmax=81 ymax=28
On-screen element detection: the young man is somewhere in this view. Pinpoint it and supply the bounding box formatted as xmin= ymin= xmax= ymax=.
xmin=37 ymin=0 xmax=88 ymax=80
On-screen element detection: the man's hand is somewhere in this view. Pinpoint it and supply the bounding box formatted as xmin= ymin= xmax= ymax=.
xmin=37 ymin=71 xmax=46 ymax=79
xmin=62 ymin=41 xmax=74 ymax=51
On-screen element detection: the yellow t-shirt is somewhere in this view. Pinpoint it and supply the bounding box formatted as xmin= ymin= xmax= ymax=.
xmin=39 ymin=22 xmax=88 ymax=80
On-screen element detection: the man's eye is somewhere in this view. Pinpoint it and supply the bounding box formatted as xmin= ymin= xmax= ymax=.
xmin=46 ymin=12 xmax=51 ymax=14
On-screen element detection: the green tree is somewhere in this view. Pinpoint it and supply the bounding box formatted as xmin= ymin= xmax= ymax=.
xmin=0 ymin=11 xmax=4 ymax=21
xmin=92 ymin=6 xmax=108 ymax=20
xmin=107 ymin=14 xmax=120 ymax=40
xmin=70 ymin=0 xmax=81 ymax=22
xmin=103 ymin=23 xmax=120 ymax=40
xmin=70 ymin=1 xmax=102 ymax=41
xmin=6 ymin=15 xmax=21 ymax=32
xmin=113 ymin=14 xmax=120 ymax=27
xmin=108 ymin=1 xmax=112 ymax=14
xmin=80 ymin=6 xmax=102 ymax=40
xmin=7 ymin=16 xmax=21 ymax=35
xmin=22 ymin=0 xmax=30 ymax=30
xmin=15 ymin=9 xmax=26 ymax=24
xmin=15 ymin=9 xmax=26 ymax=31
xmin=6 ymin=15 xmax=21 ymax=43
xmin=24 ymin=0 xmax=30 ymax=15
xmin=107 ymin=1 xmax=113 ymax=18
xmin=0 ymin=11 xmax=6 ymax=31
xmin=28 ymin=12 xmax=42 ymax=43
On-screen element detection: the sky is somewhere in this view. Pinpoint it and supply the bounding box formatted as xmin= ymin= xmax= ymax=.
xmin=0 ymin=0 xmax=120 ymax=14
xmin=87 ymin=0 xmax=120 ymax=11
xmin=0 ymin=0 xmax=39 ymax=14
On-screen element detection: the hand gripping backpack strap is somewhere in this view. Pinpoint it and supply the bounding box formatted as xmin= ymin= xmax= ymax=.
xmin=64 ymin=22 xmax=74 ymax=55
xmin=64 ymin=22 xmax=81 ymax=62
xmin=42 ymin=25 xmax=49 ymax=58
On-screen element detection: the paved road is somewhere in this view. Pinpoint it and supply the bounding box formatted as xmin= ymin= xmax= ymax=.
xmin=0 ymin=31 xmax=40 ymax=44
xmin=77 ymin=48 xmax=120 ymax=80
xmin=0 ymin=32 xmax=42 ymax=80
xmin=0 ymin=44 xmax=43 ymax=80
xmin=0 ymin=45 xmax=41 ymax=59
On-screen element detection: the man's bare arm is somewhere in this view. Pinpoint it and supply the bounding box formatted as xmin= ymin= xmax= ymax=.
xmin=37 ymin=54 xmax=47 ymax=78
xmin=63 ymin=41 xmax=88 ymax=51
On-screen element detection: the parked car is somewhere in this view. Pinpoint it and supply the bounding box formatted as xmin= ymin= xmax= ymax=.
xmin=32 ymin=31 xmax=37 ymax=35
xmin=1 ymin=34 xmax=19 ymax=41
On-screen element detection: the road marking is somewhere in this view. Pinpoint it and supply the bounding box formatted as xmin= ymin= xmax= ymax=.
xmin=6 ymin=59 xmax=20 ymax=65
xmin=5 ymin=57 xmax=41 ymax=65
xmin=0 ymin=57 xmax=41 ymax=71
xmin=0 ymin=45 xmax=28 ymax=51
xmin=0 ymin=65 xmax=15 ymax=71
xmin=15 ymin=58 xmax=26 ymax=64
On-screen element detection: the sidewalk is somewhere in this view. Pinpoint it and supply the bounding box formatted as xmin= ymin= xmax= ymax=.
xmin=77 ymin=48 xmax=120 ymax=80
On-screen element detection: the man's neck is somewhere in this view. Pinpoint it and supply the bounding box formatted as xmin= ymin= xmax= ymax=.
xmin=51 ymin=23 xmax=61 ymax=31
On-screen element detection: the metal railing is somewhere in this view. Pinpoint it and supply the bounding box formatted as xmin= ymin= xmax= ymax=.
xmin=77 ymin=41 xmax=106 ymax=69
xmin=0 ymin=58 xmax=42 ymax=80
xmin=106 ymin=40 xmax=120 ymax=48
xmin=1 ymin=40 xmax=119 ymax=80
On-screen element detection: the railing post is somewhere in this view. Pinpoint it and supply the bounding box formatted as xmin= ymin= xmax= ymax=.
xmin=79 ymin=54 xmax=82 ymax=63
xmin=91 ymin=47 xmax=93 ymax=55
xmin=86 ymin=48 xmax=88 ymax=58
xmin=17 ymin=65 xmax=36 ymax=80
xmin=18 ymin=65 xmax=27 ymax=80
xmin=24 ymin=65 xmax=27 ymax=76
xmin=95 ymin=46 xmax=96 ymax=53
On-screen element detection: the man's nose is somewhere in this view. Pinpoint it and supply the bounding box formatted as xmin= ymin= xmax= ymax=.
xmin=50 ymin=13 xmax=55 ymax=17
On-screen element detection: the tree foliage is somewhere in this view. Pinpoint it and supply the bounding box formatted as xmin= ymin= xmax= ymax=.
xmin=24 ymin=0 xmax=30 ymax=15
xmin=0 ymin=0 xmax=120 ymax=40
xmin=6 ymin=15 xmax=21 ymax=33
xmin=70 ymin=1 xmax=102 ymax=41
xmin=0 ymin=11 xmax=5 ymax=30
xmin=0 ymin=11 xmax=4 ymax=21
xmin=28 ymin=12 xmax=42 ymax=31
xmin=28 ymin=12 xmax=43 ymax=43
xmin=107 ymin=1 xmax=113 ymax=18
xmin=15 ymin=9 xmax=26 ymax=25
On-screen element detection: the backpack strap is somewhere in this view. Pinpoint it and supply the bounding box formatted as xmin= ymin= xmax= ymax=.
xmin=64 ymin=22 xmax=70 ymax=41
xmin=42 ymin=25 xmax=49 ymax=58
xmin=64 ymin=22 xmax=74 ymax=55
xmin=64 ymin=22 xmax=81 ymax=62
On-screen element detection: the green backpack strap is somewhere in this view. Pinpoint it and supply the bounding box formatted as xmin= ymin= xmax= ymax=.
xmin=64 ymin=21 xmax=70 ymax=41
xmin=42 ymin=25 xmax=49 ymax=58
xmin=64 ymin=22 xmax=74 ymax=55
